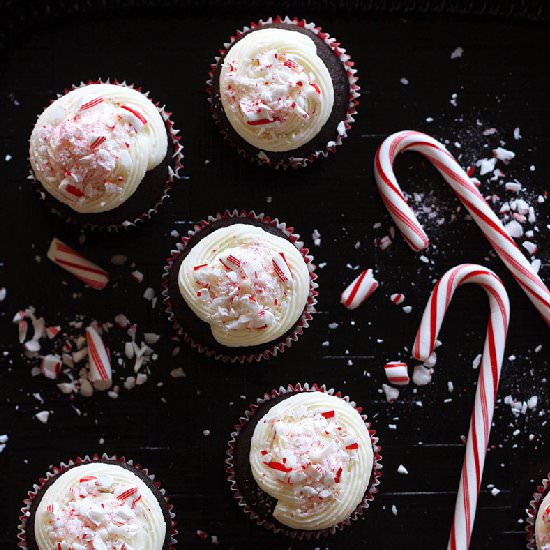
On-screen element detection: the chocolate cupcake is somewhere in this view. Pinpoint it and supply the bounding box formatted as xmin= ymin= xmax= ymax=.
xmin=526 ymin=473 xmax=550 ymax=549
xmin=29 ymin=80 xmax=183 ymax=230
xmin=18 ymin=454 xmax=177 ymax=549
xmin=163 ymin=210 xmax=318 ymax=363
xmin=226 ymin=383 xmax=382 ymax=538
xmin=207 ymin=16 xmax=359 ymax=169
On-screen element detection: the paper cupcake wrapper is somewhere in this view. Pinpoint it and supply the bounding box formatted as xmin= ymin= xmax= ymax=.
xmin=29 ymin=78 xmax=184 ymax=231
xmin=526 ymin=472 xmax=550 ymax=548
xmin=17 ymin=453 xmax=178 ymax=549
xmin=225 ymin=382 xmax=383 ymax=539
xmin=206 ymin=15 xmax=360 ymax=170
xmin=162 ymin=209 xmax=318 ymax=364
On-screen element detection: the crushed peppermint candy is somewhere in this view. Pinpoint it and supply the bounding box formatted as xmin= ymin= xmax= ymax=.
xmin=31 ymin=96 xmax=149 ymax=202
xmin=382 ymin=384 xmax=400 ymax=403
xmin=450 ymin=46 xmax=464 ymax=59
xmin=340 ymin=269 xmax=379 ymax=310
xmin=222 ymin=46 xmax=326 ymax=143
xmin=41 ymin=470 xmax=148 ymax=548
xmin=11 ymin=307 xmax=161 ymax=400
xmin=193 ymin=244 xmax=293 ymax=331
xmin=257 ymin=405 xmax=361 ymax=509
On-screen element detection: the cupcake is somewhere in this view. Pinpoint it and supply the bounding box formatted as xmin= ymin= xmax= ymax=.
xmin=207 ymin=16 xmax=359 ymax=169
xmin=18 ymin=455 xmax=176 ymax=549
xmin=29 ymin=80 xmax=183 ymax=230
xmin=226 ymin=383 xmax=382 ymax=538
xmin=163 ymin=211 xmax=317 ymax=363
xmin=526 ymin=473 xmax=550 ymax=549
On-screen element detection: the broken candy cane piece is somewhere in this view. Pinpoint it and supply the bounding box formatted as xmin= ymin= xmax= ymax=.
xmin=412 ymin=365 xmax=433 ymax=386
xmin=18 ymin=319 xmax=28 ymax=343
xmin=45 ymin=325 xmax=61 ymax=339
xmin=85 ymin=326 xmax=112 ymax=390
xmin=219 ymin=254 xmax=241 ymax=272
xmin=47 ymin=238 xmax=109 ymax=290
xmin=390 ymin=293 xmax=405 ymax=305
xmin=382 ymin=383 xmax=399 ymax=403
xmin=272 ymin=253 xmax=293 ymax=285
xmin=384 ymin=361 xmax=410 ymax=385
xmin=341 ymin=269 xmax=379 ymax=310
xmin=40 ymin=354 xmax=62 ymax=379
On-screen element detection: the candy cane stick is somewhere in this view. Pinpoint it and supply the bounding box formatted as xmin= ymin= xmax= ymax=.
xmin=85 ymin=326 xmax=112 ymax=390
xmin=47 ymin=238 xmax=109 ymax=290
xmin=413 ymin=264 xmax=510 ymax=550
xmin=374 ymin=130 xmax=550 ymax=326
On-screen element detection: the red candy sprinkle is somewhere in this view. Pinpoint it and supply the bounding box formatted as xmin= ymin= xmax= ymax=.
xmin=120 ymin=104 xmax=148 ymax=125
xmin=265 ymin=461 xmax=292 ymax=473
xmin=79 ymin=97 xmax=104 ymax=111
xmin=321 ymin=410 xmax=335 ymax=419
xmin=247 ymin=118 xmax=277 ymax=126
xmin=117 ymin=487 xmax=138 ymax=500
xmin=78 ymin=476 xmax=97 ymax=483
xmin=346 ymin=443 xmax=359 ymax=450
xmin=90 ymin=136 xmax=106 ymax=150
xmin=64 ymin=184 xmax=84 ymax=198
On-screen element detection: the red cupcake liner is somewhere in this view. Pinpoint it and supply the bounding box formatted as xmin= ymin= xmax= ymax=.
xmin=17 ymin=453 xmax=177 ymax=549
xmin=526 ymin=472 xmax=550 ymax=548
xmin=29 ymin=78 xmax=184 ymax=231
xmin=206 ymin=15 xmax=360 ymax=170
xmin=225 ymin=382 xmax=383 ymax=539
xmin=162 ymin=209 xmax=318 ymax=364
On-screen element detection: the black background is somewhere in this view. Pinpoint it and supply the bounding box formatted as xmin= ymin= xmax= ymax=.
xmin=0 ymin=1 xmax=549 ymax=548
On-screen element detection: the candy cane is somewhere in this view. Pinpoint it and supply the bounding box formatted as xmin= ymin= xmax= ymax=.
xmin=47 ymin=238 xmax=109 ymax=290
xmin=413 ymin=264 xmax=510 ymax=550
xmin=85 ymin=326 xmax=112 ymax=390
xmin=340 ymin=269 xmax=379 ymax=310
xmin=374 ymin=130 xmax=550 ymax=326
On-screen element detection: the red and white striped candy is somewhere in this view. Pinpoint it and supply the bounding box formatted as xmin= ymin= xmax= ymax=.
xmin=40 ymin=354 xmax=62 ymax=380
xmin=374 ymin=130 xmax=550 ymax=326
xmin=384 ymin=361 xmax=410 ymax=385
xmin=413 ymin=264 xmax=510 ymax=550
xmin=18 ymin=319 xmax=28 ymax=343
xmin=340 ymin=269 xmax=379 ymax=310
xmin=45 ymin=325 xmax=61 ymax=339
xmin=47 ymin=238 xmax=109 ymax=290
xmin=85 ymin=326 xmax=112 ymax=391
xmin=120 ymin=104 xmax=148 ymax=129
xmin=390 ymin=293 xmax=405 ymax=305
xmin=219 ymin=254 xmax=241 ymax=272
xmin=79 ymin=96 xmax=104 ymax=111
xmin=272 ymin=253 xmax=293 ymax=285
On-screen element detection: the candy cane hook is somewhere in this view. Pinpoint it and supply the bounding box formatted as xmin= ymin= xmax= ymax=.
xmin=413 ymin=264 xmax=510 ymax=550
xmin=374 ymin=130 xmax=550 ymax=326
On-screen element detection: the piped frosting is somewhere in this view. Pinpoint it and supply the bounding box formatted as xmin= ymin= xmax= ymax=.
xmin=219 ymin=28 xmax=334 ymax=152
xmin=178 ymin=223 xmax=310 ymax=347
xmin=29 ymin=83 xmax=167 ymax=214
xmin=250 ymin=392 xmax=373 ymax=530
xmin=34 ymin=462 xmax=166 ymax=549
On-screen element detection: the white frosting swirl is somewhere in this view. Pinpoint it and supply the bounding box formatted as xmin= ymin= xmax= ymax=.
xmin=250 ymin=392 xmax=373 ymax=530
xmin=178 ymin=223 xmax=310 ymax=347
xmin=34 ymin=462 xmax=166 ymax=550
xmin=219 ymin=28 xmax=334 ymax=152
xmin=29 ymin=83 xmax=168 ymax=213
xmin=536 ymin=492 xmax=550 ymax=549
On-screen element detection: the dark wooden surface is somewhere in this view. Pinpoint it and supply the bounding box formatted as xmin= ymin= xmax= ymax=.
xmin=0 ymin=2 xmax=549 ymax=548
